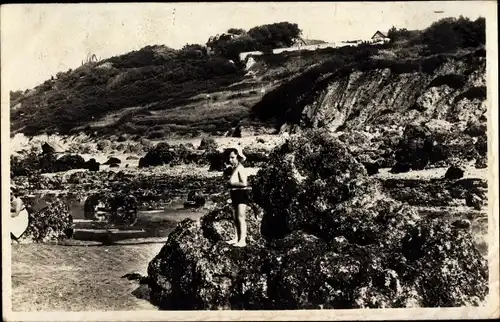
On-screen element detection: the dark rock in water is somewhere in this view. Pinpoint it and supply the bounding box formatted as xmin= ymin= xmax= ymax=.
xmin=35 ymin=153 xmax=86 ymax=173
xmin=390 ymin=162 xmax=412 ymax=174
xmin=126 ymin=156 xmax=139 ymax=160
xmin=122 ymin=272 xmax=144 ymax=281
xmin=103 ymin=157 xmax=121 ymax=165
xmin=362 ymin=162 xmax=379 ymax=176
xmin=21 ymin=199 xmax=74 ymax=243
xmin=184 ymin=190 xmax=206 ymax=208
xmin=147 ymin=129 xmax=488 ymax=310
xmin=55 ymin=154 xmax=87 ymax=171
xmin=452 ymin=219 xmax=471 ymax=229
xmin=109 ymin=163 xmax=120 ymax=168
xmin=85 ymin=158 xmax=100 ymax=171
xmin=445 ymin=166 xmax=464 ymax=180
xmin=84 ymin=193 xmax=138 ymax=226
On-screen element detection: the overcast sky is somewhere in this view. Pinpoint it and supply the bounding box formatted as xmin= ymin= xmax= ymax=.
xmin=1 ymin=2 xmax=494 ymax=91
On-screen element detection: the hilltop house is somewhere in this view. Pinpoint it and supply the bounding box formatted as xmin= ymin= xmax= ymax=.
xmin=371 ymin=30 xmax=390 ymax=43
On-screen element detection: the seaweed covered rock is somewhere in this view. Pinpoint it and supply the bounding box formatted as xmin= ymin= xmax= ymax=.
xmin=200 ymin=203 xmax=264 ymax=245
xmin=83 ymin=192 xmax=138 ymax=226
xmin=445 ymin=165 xmax=465 ymax=180
xmin=147 ymin=129 xmax=488 ymax=310
xmin=139 ymin=143 xmax=176 ymax=168
xmin=253 ymin=130 xmax=377 ymax=239
xmin=242 ymin=146 xmax=270 ymax=167
xmin=148 ymin=218 xmax=277 ymax=310
xmin=392 ymin=122 xmax=483 ymax=172
xmin=21 ymin=199 xmax=74 ymax=243
xmin=402 ymin=219 xmax=488 ymax=307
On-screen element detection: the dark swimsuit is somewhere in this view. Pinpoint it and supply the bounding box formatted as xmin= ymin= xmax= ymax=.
xmin=230 ymin=188 xmax=251 ymax=206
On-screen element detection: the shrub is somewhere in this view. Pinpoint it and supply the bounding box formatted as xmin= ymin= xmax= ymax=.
xmin=420 ymin=16 xmax=485 ymax=54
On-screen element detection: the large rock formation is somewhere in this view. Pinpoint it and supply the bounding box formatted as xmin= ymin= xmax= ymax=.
xmin=147 ymin=130 xmax=488 ymax=310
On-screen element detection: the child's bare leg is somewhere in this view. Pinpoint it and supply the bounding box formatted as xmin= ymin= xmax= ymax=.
xmin=234 ymin=204 xmax=247 ymax=247
xmin=226 ymin=206 xmax=238 ymax=244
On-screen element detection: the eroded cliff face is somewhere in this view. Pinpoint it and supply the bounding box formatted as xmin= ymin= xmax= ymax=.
xmin=278 ymin=50 xmax=486 ymax=134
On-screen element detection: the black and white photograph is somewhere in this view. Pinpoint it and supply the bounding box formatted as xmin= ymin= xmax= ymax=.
xmin=1 ymin=2 xmax=498 ymax=320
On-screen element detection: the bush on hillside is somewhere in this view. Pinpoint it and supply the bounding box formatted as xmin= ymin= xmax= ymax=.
xmin=420 ymin=16 xmax=485 ymax=55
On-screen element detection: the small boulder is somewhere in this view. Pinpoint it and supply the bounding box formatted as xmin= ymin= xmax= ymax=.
xmin=109 ymin=163 xmax=120 ymax=168
xmin=103 ymin=157 xmax=121 ymax=165
xmin=184 ymin=190 xmax=206 ymax=209
xmin=452 ymin=219 xmax=471 ymax=229
xmin=444 ymin=166 xmax=464 ymax=180
xmin=362 ymin=162 xmax=379 ymax=176
xmin=85 ymin=158 xmax=100 ymax=171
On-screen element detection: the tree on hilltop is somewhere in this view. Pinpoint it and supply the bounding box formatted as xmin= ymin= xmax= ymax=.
xmin=227 ymin=28 xmax=246 ymax=35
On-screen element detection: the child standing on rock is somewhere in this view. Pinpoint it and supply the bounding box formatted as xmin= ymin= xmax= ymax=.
xmin=224 ymin=147 xmax=250 ymax=248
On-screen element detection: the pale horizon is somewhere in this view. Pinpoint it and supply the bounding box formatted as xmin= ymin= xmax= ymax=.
xmin=1 ymin=2 xmax=493 ymax=91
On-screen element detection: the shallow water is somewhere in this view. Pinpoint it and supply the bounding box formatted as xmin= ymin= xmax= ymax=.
xmin=69 ymin=200 xmax=207 ymax=242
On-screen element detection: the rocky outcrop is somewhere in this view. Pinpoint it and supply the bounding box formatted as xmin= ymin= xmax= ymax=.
xmin=260 ymin=50 xmax=486 ymax=135
xmin=147 ymin=130 xmax=487 ymax=309
xmin=139 ymin=143 xmax=206 ymax=168
xmin=252 ymin=50 xmax=487 ymax=170
xmin=391 ymin=121 xmax=485 ymax=172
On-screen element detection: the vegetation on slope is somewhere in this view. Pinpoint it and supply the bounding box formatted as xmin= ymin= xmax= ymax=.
xmin=10 ymin=16 xmax=485 ymax=138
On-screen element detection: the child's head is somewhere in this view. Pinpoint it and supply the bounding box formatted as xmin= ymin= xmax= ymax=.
xmin=226 ymin=147 xmax=245 ymax=166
